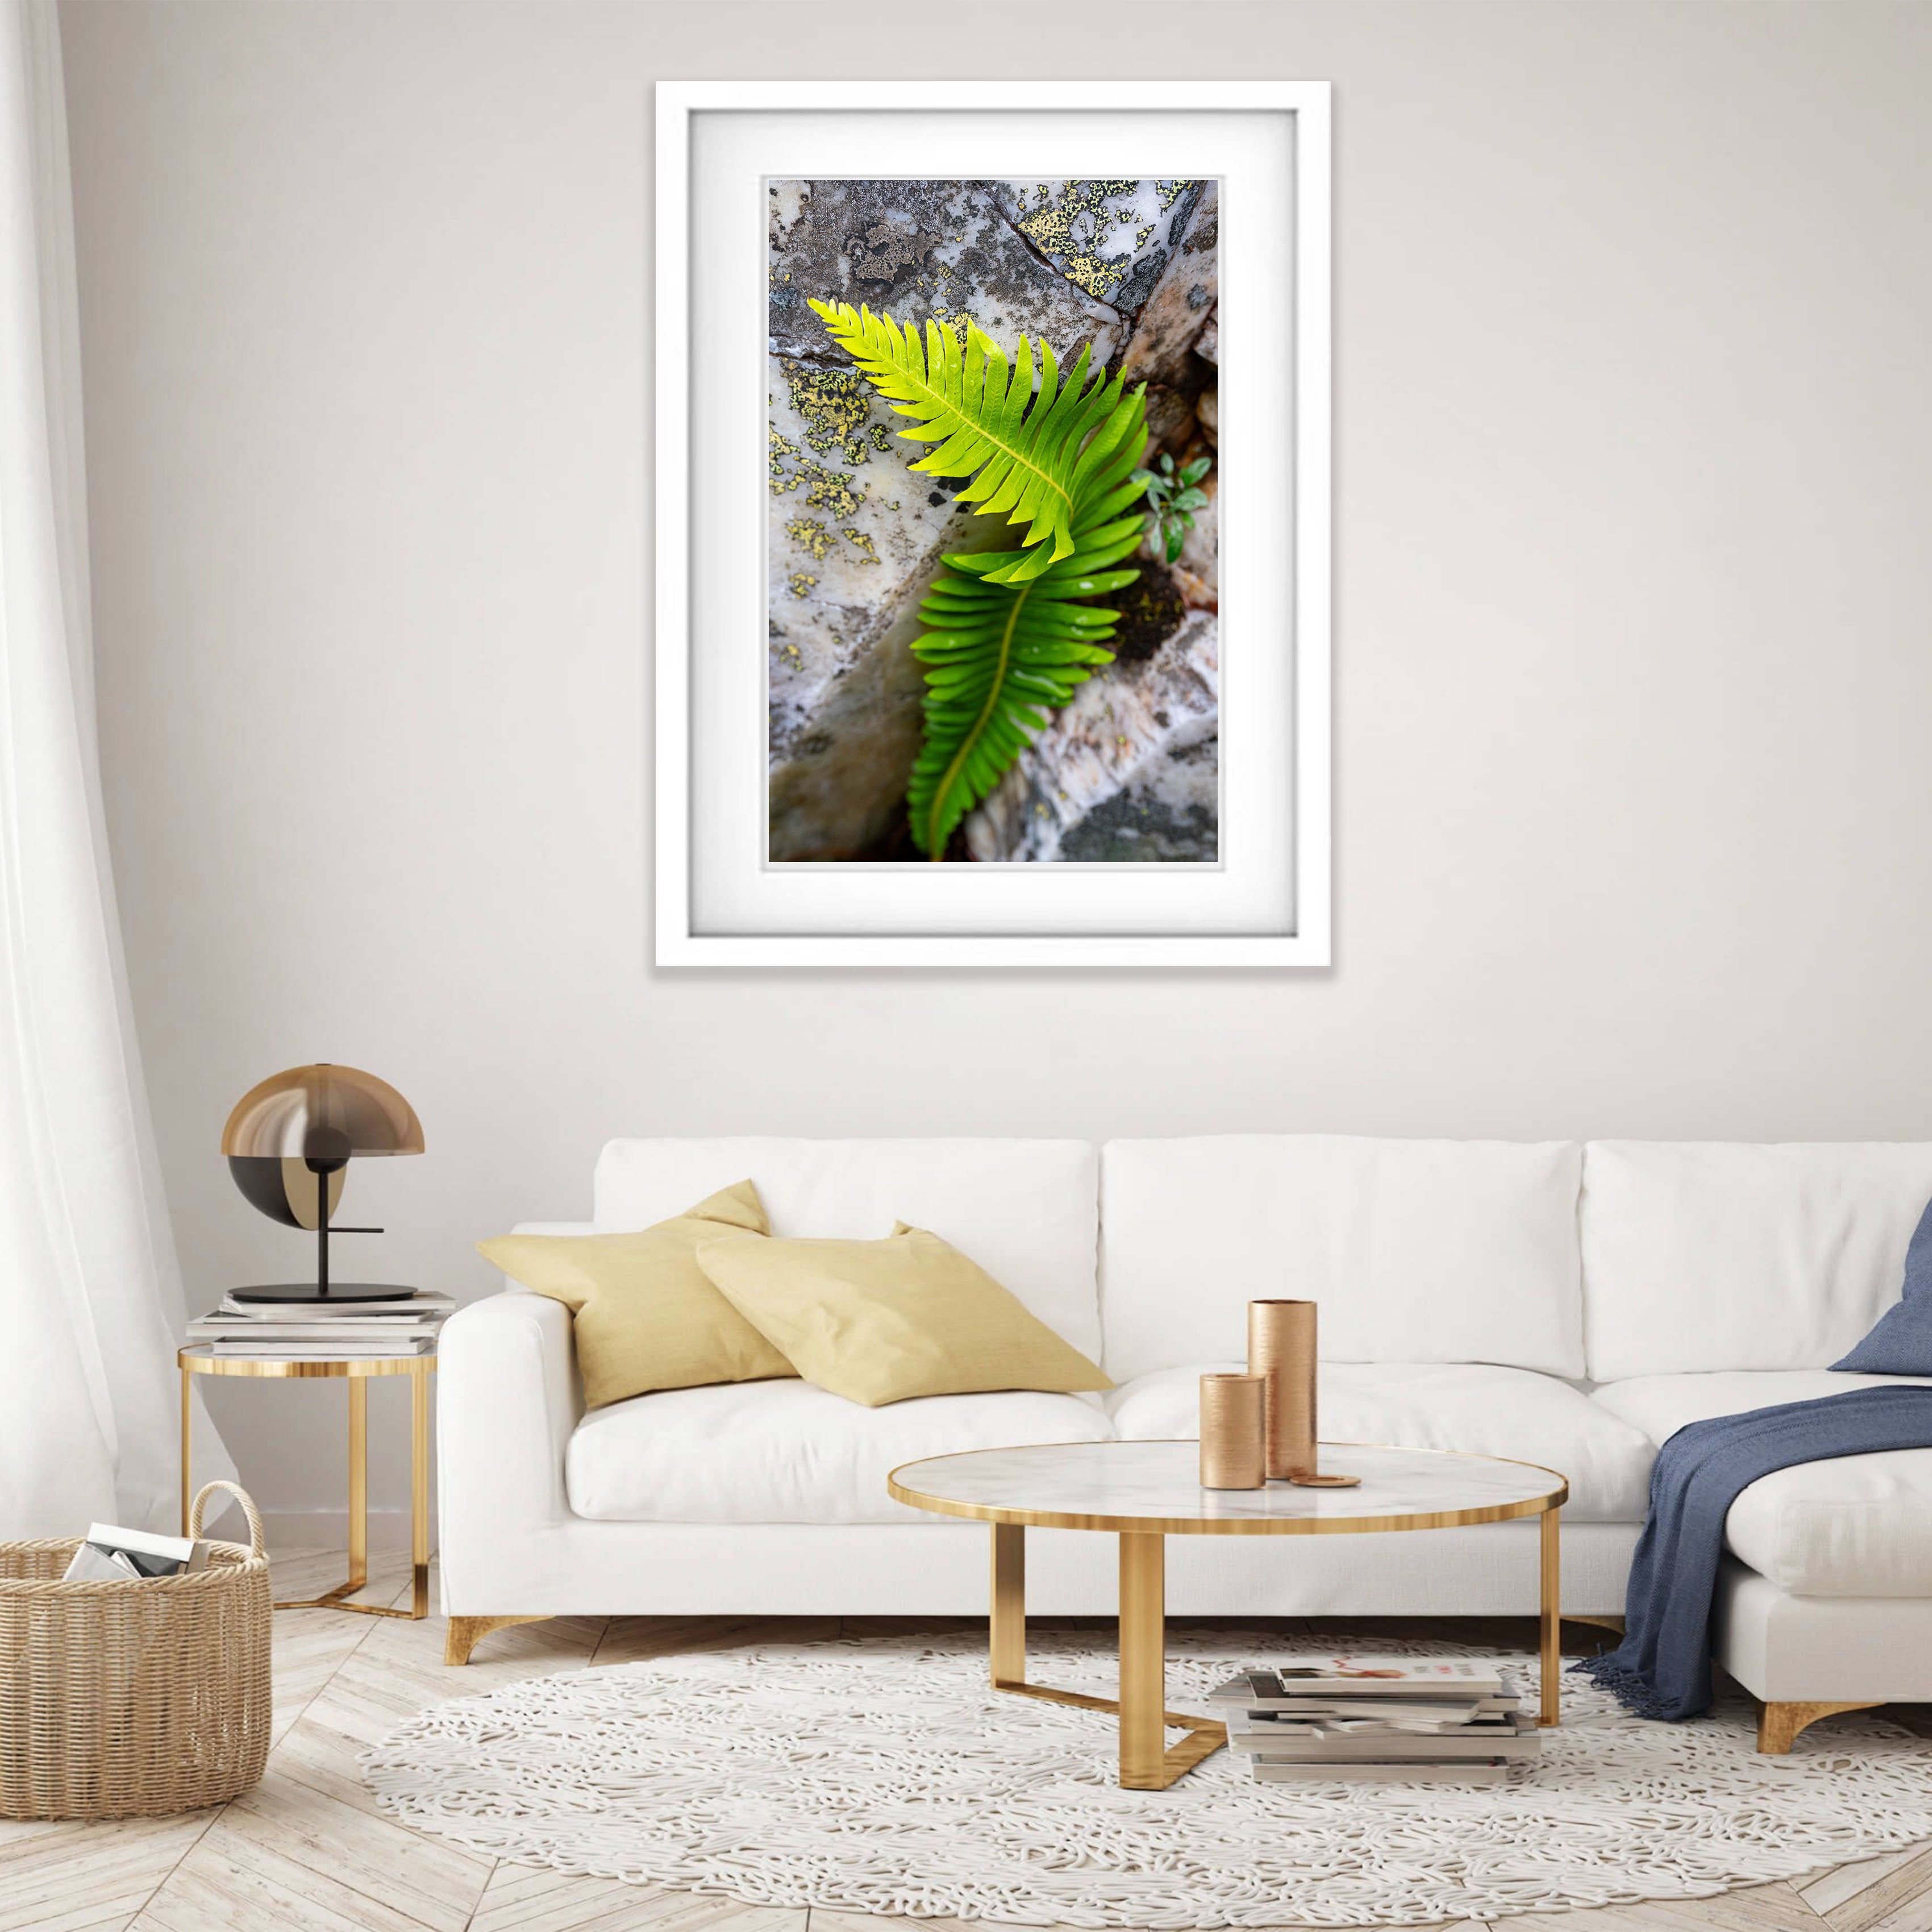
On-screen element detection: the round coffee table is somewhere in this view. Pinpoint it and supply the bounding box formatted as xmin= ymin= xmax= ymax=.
xmin=888 ymin=1439 xmax=1568 ymax=1790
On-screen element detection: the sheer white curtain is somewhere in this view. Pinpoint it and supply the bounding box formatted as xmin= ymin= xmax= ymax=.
xmin=0 ymin=0 xmax=229 ymax=1535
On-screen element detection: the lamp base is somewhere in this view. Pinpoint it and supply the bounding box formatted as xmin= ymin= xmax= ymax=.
xmin=228 ymin=1283 xmax=423 ymax=1305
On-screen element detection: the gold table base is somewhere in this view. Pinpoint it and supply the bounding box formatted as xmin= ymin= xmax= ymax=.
xmin=987 ymin=1506 xmax=1563 ymax=1791
xmin=179 ymin=1350 xmax=434 ymax=1619
xmin=992 ymin=1523 xmax=1227 ymax=1788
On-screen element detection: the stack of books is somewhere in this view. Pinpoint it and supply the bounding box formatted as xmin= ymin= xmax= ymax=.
xmin=1207 ymin=1658 xmax=1539 ymax=1784
xmin=63 ymin=1521 xmax=209 ymax=1582
xmin=185 ymin=1292 xmax=454 ymax=1359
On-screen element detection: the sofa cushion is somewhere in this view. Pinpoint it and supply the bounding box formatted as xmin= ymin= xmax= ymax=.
xmin=1834 ymin=1194 xmax=1932 ymax=1374
xmin=1581 ymin=1142 xmax=1932 ymax=1380
xmin=1099 ymin=1137 xmax=1584 ymax=1382
xmin=478 ymin=1182 xmax=790 ymax=1408
xmin=565 ymin=1379 xmax=1113 ymax=1523
xmin=1592 ymin=1371 xmax=1932 ymax=1596
xmin=594 ymin=1139 xmax=1101 ymax=1360
xmin=1105 ymin=1361 xmax=1651 ymax=1521
xmin=696 ymin=1226 xmax=1110 ymax=1407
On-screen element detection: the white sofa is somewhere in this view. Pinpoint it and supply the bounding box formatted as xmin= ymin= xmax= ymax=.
xmin=438 ymin=1136 xmax=1932 ymax=1748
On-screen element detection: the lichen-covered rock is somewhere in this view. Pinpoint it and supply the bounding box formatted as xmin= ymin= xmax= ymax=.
xmin=768 ymin=179 xmax=1122 ymax=367
xmin=963 ymin=612 xmax=1219 ymax=863
xmin=1120 ymin=184 xmax=1219 ymax=389
xmin=989 ymin=178 xmax=1205 ymax=315
xmin=767 ymin=175 xmax=1221 ymax=863
xmin=767 ymin=352 xmax=975 ymax=770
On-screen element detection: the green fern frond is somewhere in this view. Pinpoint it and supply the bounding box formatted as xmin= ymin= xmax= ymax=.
xmin=906 ymin=393 xmax=1150 ymax=859
xmin=809 ymin=298 xmax=1139 ymax=588
xmin=809 ymin=298 xmax=1150 ymax=859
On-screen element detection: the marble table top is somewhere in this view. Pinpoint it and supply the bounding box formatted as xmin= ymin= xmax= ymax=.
xmin=888 ymin=1440 xmax=1567 ymax=1534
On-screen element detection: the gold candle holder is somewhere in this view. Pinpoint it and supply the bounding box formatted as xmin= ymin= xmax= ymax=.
xmin=1247 ymin=1298 xmax=1360 ymax=1488
xmin=1198 ymin=1373 xmax=1266 ymax=1489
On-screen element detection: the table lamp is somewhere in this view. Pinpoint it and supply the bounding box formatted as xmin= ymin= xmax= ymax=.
xmin=222 ymin=1063 xmax=425 ymax=1304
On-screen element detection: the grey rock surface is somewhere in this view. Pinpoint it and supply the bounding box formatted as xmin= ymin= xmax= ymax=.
xmin=768 ymin=178 xmax=1122 ymax=366
xmin=1060 ymin=735 xmax=1219 ymax=863
xmin=767 ymin=586 xmax=930 ymax=864
xmin=964 ymin=611 xmax=1219 ymax=864
xmin=1120 ymin=182 xmax=1219 ymax=390
xmin=767 ymin=352 xmax=973 ymax=771
xmin=988 ymin=178 xmax=1205 ymax=315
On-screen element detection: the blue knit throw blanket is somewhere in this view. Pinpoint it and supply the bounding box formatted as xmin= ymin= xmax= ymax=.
xmin=1575 ymin=1385 xmax=1932 ymax=1720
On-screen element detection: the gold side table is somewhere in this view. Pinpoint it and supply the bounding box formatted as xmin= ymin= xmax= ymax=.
xmin=178 ymin=1349 xmax=434 ymax=1619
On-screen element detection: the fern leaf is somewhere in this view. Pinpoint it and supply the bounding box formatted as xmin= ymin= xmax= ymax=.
xmin=809 ymin=299 xmax=1153 ymax=858
xmin=809 ymin=298 xmax=1141 ymax=588
xmin=904 ymin=457 xmax=1148 ymax=856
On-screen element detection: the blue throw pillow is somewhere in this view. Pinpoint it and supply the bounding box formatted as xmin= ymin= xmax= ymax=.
xmin=1833 ymin=1192 xmax=1932 ymax=1373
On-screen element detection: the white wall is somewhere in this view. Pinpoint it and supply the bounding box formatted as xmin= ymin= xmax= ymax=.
xmin=58 ymin=0 xmax=1932 ymax=1527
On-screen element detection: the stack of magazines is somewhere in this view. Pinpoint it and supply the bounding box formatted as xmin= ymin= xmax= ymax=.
xmin=1206 ymin=1658 xmax=1539 ymax=1784
xmin=185 ymin=1292 xmax=454 ymax=1359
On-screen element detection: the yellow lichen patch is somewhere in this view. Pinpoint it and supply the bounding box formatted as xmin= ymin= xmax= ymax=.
xmin=1156 ymin=179 xmax=1194 ymax=210
xmin=783 ymin=360 xmax=875 ymax=465
xmin=799 ymin=462 xmax=864 ymax=518
xmin=770 ymin=433 xmax=867 ymax=519
xmin=842 ymin=527 xmax=880 ymax=564
xmin=769 ymin=425 xmax=801 ymax=493
xmin=930 ymin=305 xmax=980 ymax=350
xmin=785 ymin=517 xmax=835 ymax=561
xmin=786 ymin=574 xmax=817 ymax=601
xmin=1017 ymin=180 xmax=1140 ymax=302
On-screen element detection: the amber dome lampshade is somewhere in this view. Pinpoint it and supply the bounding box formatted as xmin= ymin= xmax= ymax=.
xmin=222 ymin=1064 xmax=425 ymax=1304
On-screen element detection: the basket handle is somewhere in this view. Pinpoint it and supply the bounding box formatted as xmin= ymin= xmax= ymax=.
xmin=188 ymin=1480 xmax=265 ymax=1556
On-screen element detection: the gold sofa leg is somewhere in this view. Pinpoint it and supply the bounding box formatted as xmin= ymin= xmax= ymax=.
xmin=1565 ymin=1613 xmax=1625 ymax=1636
xmin=1757 ymin=1698 xmax=1882 ymax=1753
xmin=445 ymin=1614 xmax=549 ymax=1665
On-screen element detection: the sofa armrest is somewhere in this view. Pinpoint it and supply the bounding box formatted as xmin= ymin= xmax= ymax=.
xmin=437 ymin=1288 xmax=582 ymax=1612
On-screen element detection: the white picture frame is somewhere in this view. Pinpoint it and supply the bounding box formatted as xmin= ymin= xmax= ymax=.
xmin=656 ymin=81 xmax=1330 ymax=967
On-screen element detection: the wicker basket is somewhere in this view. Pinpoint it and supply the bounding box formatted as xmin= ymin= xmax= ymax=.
xmin=0 ymin=1481 xmax=272 ymax=1819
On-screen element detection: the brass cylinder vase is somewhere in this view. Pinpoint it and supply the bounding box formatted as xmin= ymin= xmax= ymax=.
xmin=1198 ymin=1373 xmax=1266 ymax=1489
xmin=1247 ymin=1298 xmax=1360 ymax=1488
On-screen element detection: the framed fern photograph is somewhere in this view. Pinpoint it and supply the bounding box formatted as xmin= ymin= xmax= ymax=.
xmin=658 ymin=83 xmax=1329 ymax=967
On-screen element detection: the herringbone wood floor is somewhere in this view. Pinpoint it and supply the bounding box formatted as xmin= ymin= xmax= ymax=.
xmin=5 ymin=1550 xmax=1930 ymax=1932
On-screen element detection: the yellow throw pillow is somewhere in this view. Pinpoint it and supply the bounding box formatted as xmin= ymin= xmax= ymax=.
xmin=693 ymin=1223 xmax=1111 ymax=1408
xmin=477 ymin=1181 xmax=793 ymax=1408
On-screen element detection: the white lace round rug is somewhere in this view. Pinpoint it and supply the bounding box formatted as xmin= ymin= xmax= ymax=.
xmin=362 ymin=1629 xmax=1932 ymax=1927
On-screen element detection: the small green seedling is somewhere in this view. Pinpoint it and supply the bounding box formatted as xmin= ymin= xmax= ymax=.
xmin=1132 ymin=451 xmax=1212 ymax=564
